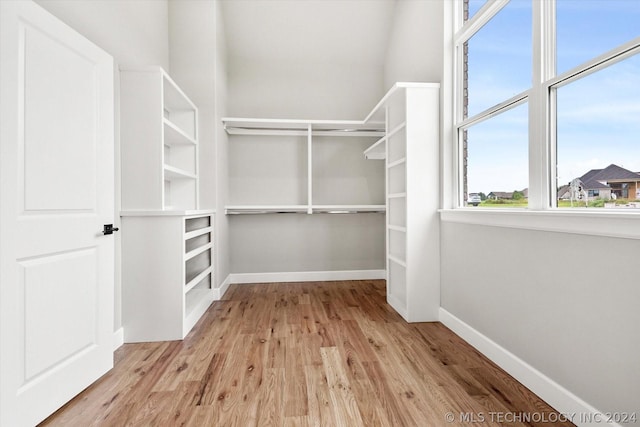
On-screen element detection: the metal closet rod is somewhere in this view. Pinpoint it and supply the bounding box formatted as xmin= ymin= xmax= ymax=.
xmin=224 ymin=126 xmax=383 ymax=133
xmin=225 ymin=210 xmax=385 ymax=215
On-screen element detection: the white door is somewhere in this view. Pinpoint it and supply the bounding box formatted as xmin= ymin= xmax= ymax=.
xmin=0 ymin=1 xmax=115 ymax=426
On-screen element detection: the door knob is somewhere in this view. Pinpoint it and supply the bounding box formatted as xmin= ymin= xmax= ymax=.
xmin=103 ymin=224 xmax=119 ymax=235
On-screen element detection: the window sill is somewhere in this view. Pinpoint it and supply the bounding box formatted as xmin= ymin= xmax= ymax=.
xmin=439 ymin=208 xmax=640 ymax=240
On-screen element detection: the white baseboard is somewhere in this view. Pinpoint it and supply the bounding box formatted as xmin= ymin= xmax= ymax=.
xmin=230 ymin=269 xmax=386 ymax=284
xmin=214 ymin=274 xmax=232 ymax=299
xmin=439 ymin=308 xmax=621 ymax=427
xmin=112 ymin=327 xmax=124 ymax=351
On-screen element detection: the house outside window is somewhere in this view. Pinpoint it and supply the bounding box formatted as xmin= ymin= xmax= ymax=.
xmin=456 ymin=0 xmax=640 ymax=210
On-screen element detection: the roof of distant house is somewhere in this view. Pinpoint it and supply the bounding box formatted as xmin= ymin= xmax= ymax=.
xmin=488 ymin=191 xmax=513 ymax=199
xmin=578 ymin=164 xmax=640 ymax=190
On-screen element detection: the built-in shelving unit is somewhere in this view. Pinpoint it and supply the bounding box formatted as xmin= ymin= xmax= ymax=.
xmin=120 ymin=67 xmax=214 ymax=342
xmin=221 ymin=83 xmax=439 ymax=322
xmin=223 ymin=117 xmax=386 ymax=215
xmin=120 ymin=67 xmax=199 ymax=211
xmin=363 ymin=82 xmax=441 ymax=323
xmin=121 ymin=211 xmax=215 ymax=342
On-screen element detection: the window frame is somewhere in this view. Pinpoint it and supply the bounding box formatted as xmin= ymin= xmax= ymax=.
xmin=455 ymin=0 xmax=534 ymax=208
xmin=442 ymin=0 xmax=640 ymax=240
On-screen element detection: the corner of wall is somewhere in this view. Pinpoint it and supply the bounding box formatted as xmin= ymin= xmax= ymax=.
xmin=383 ymin=0 xmax=444 ymax=88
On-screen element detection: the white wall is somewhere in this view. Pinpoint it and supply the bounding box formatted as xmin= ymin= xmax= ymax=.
xmin=383 ymin=0 xmax=443 ymax=89
xmin=168 ymin=0 xmax=230 ymax=290
xmin=228 ymin=58 xmax=383 ymax=119
xmin=36 ymin=0 xmax=169 ymax=70
xmin=168 ymin=0 xmax=216 ymax=209
xmin=440 ymin=223 xmax=640 ymax=419
xmin=214 ymin=0 xmax=231 ymax=287
xmin=36 ymin=0 xmax=170 ymax=333
xmin=230 ymin=214 xmax=385 ymax=274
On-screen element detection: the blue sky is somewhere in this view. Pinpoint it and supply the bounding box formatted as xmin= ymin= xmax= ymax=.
xmin=465 ymin=0 xmax=640 ymax=196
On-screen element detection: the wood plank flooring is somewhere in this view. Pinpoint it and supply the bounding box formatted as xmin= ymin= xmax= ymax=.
xmin=41 ymin=280 xmax=574 ymax=426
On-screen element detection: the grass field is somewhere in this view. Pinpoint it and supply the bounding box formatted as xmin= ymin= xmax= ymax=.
xmin=470 ymin=198 xmax=640 ymax=208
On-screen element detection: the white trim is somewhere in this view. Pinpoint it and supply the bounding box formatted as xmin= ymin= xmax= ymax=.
xmin=442 ymin=0 xmax=456 ymax=210
xmin=454 ymin=0 xmax=509 ymax=44
xmin=456 ymin=91 xmax=528 ymax=129
xmin=363 ymin=82 xmax=440 ymax=124
xmin=112 ymin=328 xmax=124 ymax=351
xmin=307 ymin=124 xmax=312 ymax=214
xmin=440 ymin=208 xmax=640 ymax=240
xmin=230 ymin=269 xmax=386 ymax=284
xmin=546 ymin=37 xmax=640 ymax=90
xmin=439 ymin=309 xmax=622 ymax=427
xmin=120 ymin=209 xmax=215 ymax=217
xmin=213 ymin=274 xmax=232 ymax=299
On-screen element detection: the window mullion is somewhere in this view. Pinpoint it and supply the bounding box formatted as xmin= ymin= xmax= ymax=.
xmin=545 ymin=0 xmax=557 ymax=208
xmin=454 ymin=0 xmax=509 ymax=46
xmin=528 ymin=0 xmax=555 ymax=210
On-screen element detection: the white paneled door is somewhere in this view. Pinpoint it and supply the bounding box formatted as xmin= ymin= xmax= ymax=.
xmin=0 ymin=1 xmax=115 ymax=426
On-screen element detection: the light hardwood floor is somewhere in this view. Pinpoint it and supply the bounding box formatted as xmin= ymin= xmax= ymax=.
xmin=41 ymin=280 xmax=574 ymax=426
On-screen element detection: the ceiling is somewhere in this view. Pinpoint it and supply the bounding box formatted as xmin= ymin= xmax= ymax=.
xmin=220 ymin=0 xmax=397 ymax=65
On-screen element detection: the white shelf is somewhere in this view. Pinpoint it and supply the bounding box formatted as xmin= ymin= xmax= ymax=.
xmin=226 ymin=128 xmax=309 ymax=137
xmin=387 ymin=122 xmax=407 ymax=139
xmin=387 ymin=158 xmax=407 ymax=169
xmin=388 ymin=225 xmax=407 ymax=233
xmin=222 ymin=117 xmax=384 ymax=137
xmin=163 ymin=71 xmax=197 ymax=113
xmin=164 ymin=165 xmax=196 ymax=180
xmin=312 ymin=205 xmax=386 ymax=214
xmin=387 ymin=254 xmax=407 ymax=268
xmin=388 ymin=193 xmax=407 ymax=199
xmin=363 ymin=82 xmax=440 ymax=124
xmin=120 ymin=209 xmax=214 ymax=217
xmin=184 ymin=242 xmax=212 ymax=262
xmin=363 ymin=137 xmax=386 ymax=160
xmin=163 ymin=118 xmax=196 ymax=146
xmin=225 ymin=205 xmax=308 ymax=215
xmin=184 ymin=225 xmax=213 ymax=240
xmin=184 ymin=266 xmax=213 ymax=294
xmin=363 ymin=121 xmax=408 ymax=161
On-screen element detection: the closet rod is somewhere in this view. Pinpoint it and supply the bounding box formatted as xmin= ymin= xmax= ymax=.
xmin=226 ymin=210 xmax=305 ymax=215
xmin=313 ymin=210 xmax=386 ymax=214
xmin=225 ymin=210 xmax=385 ymax=215
xmin=225 ymin=125 xmax=383 ymax=132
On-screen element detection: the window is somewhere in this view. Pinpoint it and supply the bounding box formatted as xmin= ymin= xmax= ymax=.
xmin=465 ymin=0 xmax=531 ymax=117
xmin=459 ymin=0 xmax=532 ymax=207
xmin=464 ymin=102 xmax=529 ymax=207
xmin=456 ymin=0 xmax=640 ymax=210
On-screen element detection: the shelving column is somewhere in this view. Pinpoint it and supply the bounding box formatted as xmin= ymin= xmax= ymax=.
xmin=120 ymin=67 xmax=215 ymax=342
xmin=385 ymin=84 xmax=440 ymax=322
